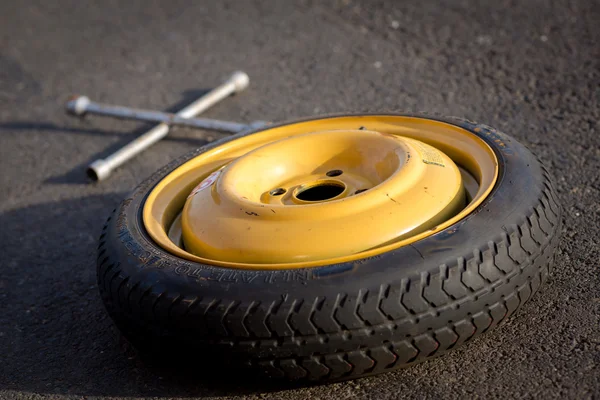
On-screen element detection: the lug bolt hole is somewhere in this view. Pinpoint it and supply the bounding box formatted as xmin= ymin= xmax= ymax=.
xmin=269 ymin=188 xmax=286 ymax=196
xmin=326 ymin=169 xmax=343 ymax=177
xmin=355 ymin=189 xmax=368 ymax=194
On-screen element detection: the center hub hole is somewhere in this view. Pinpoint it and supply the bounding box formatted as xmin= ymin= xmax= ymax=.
xmin=296 ymin=182 xmax=345 ymax=202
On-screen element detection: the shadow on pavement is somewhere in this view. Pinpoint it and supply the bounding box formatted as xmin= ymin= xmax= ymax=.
xmin=0 ymin=195 xmax=289 ymax=397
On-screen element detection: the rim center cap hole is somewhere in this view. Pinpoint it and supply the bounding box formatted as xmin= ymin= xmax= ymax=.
xmin=296 ymin=182 xmax=345 ymax=202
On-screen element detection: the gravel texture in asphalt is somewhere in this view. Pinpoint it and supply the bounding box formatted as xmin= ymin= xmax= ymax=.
xmin=1 ymin=1 xmax=599 ymax=399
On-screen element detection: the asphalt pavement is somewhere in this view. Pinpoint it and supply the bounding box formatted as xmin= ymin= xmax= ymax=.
xmin=1 ymin=1 xmax=599 ymax=399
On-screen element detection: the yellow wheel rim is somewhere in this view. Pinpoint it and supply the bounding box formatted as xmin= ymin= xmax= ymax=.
xmin=143 ymin=115 xmax=498 ymax=270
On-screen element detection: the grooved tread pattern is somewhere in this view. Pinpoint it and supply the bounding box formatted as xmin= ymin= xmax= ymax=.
xmin=97 ymin=133 xmax=562 ymax=382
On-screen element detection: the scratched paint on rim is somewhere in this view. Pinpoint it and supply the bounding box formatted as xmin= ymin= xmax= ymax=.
xmin=187 ymin=169 xmax=222 ymax=199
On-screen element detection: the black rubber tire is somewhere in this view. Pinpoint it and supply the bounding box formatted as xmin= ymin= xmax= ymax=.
xmin=97 ymin=114 xmax=562 ymax=382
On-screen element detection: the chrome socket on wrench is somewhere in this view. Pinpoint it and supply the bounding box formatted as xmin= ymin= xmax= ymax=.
xmin=74 ymin=71 xmax=252 ymax=181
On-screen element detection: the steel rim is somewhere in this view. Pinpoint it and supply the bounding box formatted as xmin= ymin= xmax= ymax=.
xmin=143 ymin=115 xmax=499 ymax=270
